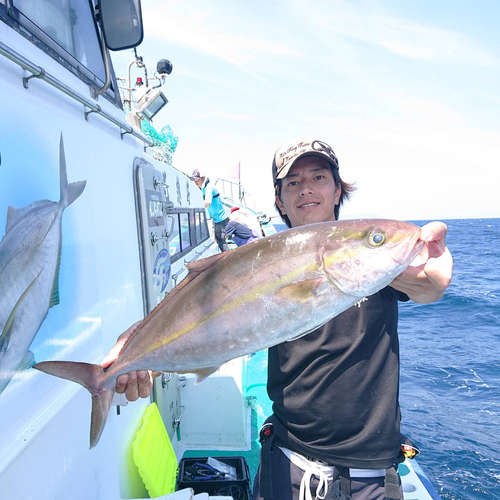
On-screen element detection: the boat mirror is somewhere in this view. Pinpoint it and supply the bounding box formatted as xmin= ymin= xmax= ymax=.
xmin=98 ymin=0 xmax=144 ymax=51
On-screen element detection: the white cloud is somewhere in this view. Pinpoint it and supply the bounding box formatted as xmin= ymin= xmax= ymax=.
xmin=290 ymin=0 xmax=499 ymax=66
xmin=212 ymin=108 xmax=255 ymax=121
xmin=143 ymin=3 xmax=302 ymax=80
xmin=378 ymin=41 xmax=434 ymax=60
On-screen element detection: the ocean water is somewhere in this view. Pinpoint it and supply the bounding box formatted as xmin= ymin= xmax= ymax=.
xmin=253 ymin=218 xmax=500 ymax=500
xmin=399 ymin=219 xmax=500 ymax=500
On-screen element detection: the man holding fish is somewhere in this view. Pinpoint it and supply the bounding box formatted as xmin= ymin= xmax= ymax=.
xmin=36 ymin=136 xmax=452 ymax=499
xmin=250 ymin=137 xmax=452 ymax=500
xmin=114 ymin=136 xmax=451 ymax=500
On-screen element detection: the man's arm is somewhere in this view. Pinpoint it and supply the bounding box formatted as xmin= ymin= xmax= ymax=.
xmin=391 ymin=221 xmax=453 ymax=304
xmin=204 ymin=185 xmax=213 ymax=208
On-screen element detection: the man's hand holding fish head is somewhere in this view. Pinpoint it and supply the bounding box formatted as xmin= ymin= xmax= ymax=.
xmin=391 ymin=221 xmax=453 ymax=304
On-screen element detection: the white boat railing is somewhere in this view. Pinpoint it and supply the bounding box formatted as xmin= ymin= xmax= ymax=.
xmin=214 ymin=177 xmax=244 ymax=205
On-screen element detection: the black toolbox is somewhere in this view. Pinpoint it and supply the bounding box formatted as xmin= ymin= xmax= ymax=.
xmin=177 ymin=456 xmax=251 ymax=499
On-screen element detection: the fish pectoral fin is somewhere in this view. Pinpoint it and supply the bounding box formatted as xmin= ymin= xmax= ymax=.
xmin=178 ymin=366 xmax=220 ymax=385
xmin=275 ymin=278 xmax=326 ymax=303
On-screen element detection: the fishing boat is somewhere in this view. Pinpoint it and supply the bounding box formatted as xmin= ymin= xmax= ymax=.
xmin=0 ymin=2 xmax=440 ymax=499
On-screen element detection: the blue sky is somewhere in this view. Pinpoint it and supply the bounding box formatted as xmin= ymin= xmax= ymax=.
xmin=111 ymin=0 xmax=500 ymax=221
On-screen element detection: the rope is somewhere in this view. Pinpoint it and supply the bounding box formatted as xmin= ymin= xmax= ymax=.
xmin=299 ymin=465 xmax=330 ymax=500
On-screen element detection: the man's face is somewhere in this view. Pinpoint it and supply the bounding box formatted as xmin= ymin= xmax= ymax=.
xmin=275 ymin=156 xmax=341 ymax=228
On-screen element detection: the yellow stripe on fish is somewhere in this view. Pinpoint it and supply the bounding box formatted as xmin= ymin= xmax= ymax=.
xmin=143 ymin=260 xmax=321 ymax=356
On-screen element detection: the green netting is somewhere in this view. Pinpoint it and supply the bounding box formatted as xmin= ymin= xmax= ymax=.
xmin=140 ymin=121 xmax=179 ymax=166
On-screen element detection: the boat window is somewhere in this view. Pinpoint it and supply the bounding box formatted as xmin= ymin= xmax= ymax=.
xmin=199 ymin=211 xmax=209 ymax=242
xmin=180 ymin=212 xmax=191 ymax=251
xmin=195 ymin=210 xmax=210 ymax=244
xmin=169 ymin=210 xmax=209 ymax=263
xmin=12 ymin=0 xmax=106 ymax=81
xmin=168 ymin=214 xmax=181 ymax=257
xmin=195 ymin=211 xmax=202 ymax=242
xmin=189 ymin=210 xmax=196 ymax=244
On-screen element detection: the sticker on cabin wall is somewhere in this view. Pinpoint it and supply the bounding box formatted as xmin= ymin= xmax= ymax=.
xmin=153 ymin=248 xmax=171 ymax=293
xmin=186 ymin=179 xmax=191 ymax=205
xmin=0 ymin=135 xmax=86 ymax=396
xmin=176 ymin=175 xmax=182 ymax=206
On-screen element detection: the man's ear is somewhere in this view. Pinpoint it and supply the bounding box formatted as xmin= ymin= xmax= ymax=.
xmin=334 ymin=184 xmax=341 ymax=206
xmin=275 ymin=194 xmax=286 ymax=215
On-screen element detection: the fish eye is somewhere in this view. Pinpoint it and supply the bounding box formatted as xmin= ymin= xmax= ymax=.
xmin=368 ymin=231 xmax=386 ymax=246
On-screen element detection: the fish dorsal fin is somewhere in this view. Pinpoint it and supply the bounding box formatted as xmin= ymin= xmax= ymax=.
xmin=185 ymin=252 xmax=228 ymax=273
xmin=6 ymin=206 xmax=23 ymax=233
xmin=152 ymin=252 xmax=228 ymax=307
xmin=5 ymin=201 xmax=54 ymax=233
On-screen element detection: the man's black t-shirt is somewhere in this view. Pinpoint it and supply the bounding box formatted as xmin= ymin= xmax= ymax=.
xmin=267 ymin=286 xmax=409 ymax=469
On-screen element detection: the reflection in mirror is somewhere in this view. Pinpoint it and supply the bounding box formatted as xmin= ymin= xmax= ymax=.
xmin=99 ymin=0 xmax=143 ymax=51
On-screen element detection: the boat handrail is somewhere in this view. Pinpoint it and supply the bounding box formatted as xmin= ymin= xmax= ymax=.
xmin=0 ymin=40 xmax=154 ymax=149
xmin=214 ymin=177 xmax=243 ymax=203
xmin=171 ymin=242 xmax=213 ymax=285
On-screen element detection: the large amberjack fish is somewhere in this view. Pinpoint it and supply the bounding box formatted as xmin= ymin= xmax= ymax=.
xmin=34 ymin=219 xmax=424 ymax=447
xmin=0 ymin=136 xmax=86 ymax=394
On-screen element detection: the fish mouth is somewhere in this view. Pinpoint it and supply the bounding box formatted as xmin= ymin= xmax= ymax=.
xmin=395 ymin=227 xmax=425 ymax=265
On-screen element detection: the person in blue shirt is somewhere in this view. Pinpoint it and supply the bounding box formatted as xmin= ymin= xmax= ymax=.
xmin=192 ymin=169 xmax=230 ymax=252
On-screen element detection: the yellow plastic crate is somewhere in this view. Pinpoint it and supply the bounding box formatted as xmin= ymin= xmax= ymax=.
xmin=132 ymin=402 xmax=178 ymax=498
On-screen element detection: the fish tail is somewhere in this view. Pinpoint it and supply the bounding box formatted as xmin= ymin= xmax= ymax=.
xmin=33 ymin=361 xmax=113 ymax=448
xmin=58 ymin=134 xmax=86 ymax=208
